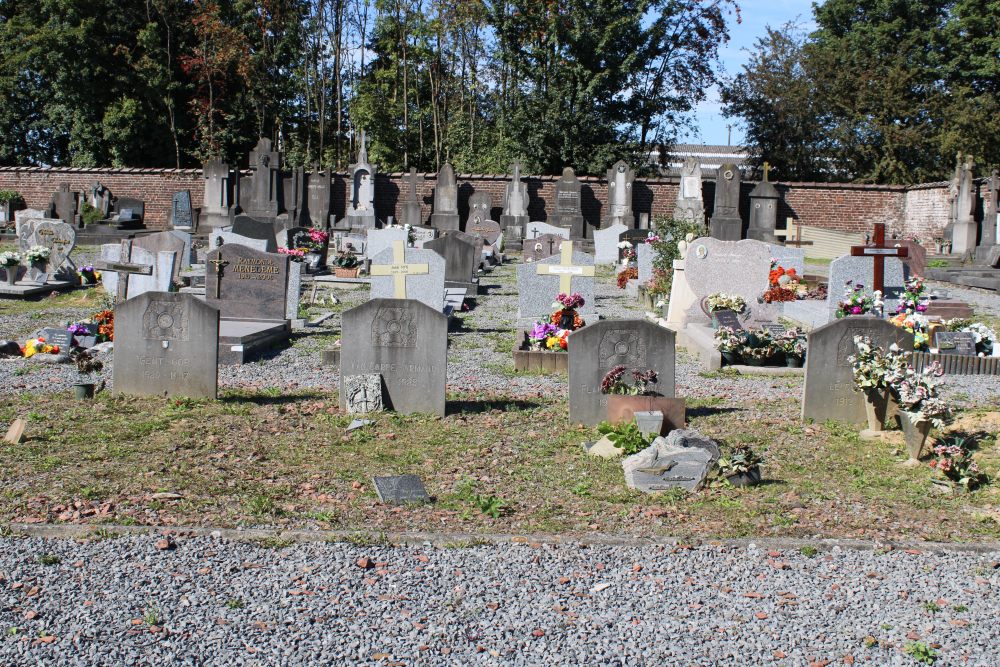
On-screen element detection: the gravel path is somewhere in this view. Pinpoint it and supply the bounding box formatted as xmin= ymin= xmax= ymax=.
xmin=0 ymin=256 xmax=997 ymax=407
xmin=0 ymin=534 xmax=996 ymax=666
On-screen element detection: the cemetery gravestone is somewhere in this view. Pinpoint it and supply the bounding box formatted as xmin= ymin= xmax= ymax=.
xmin=467 ymin=217 xmax=501 ymax=246
xmin=206 ymin=245 xmax=289 ymax=321
xmin=637 ymin=242 xmax=654 ymax=283
xmin=50 ymin=184 xmax=77 ymax=225
xmin=88 ymin=181 xmax=112 ymax=218
xmin=339 ymin=298 xmax=448 ymax=416
xmin=209 ymin=230 xmax=271 ymax=254
xmin=593 ymin=223 xmax=628 ymax=264
xmin=283 ymin=166 xmax=306 ymax=225
xmin=307 ymin=169 xmax=333 ymax=229
xmin=516 ymin=242 xmax=597 ymax=324
xmin=99 ymin=242 xmax=175 ymax=301
xmin=369 ymin=241 xmax=446 ymax=313
xmin=949 ymin=154 xmax=977 ymax=253
xmin=549 ymin=167 xmax=585 ymax=238
xmin=112 ymin=197 xmax=146 ymax=228
xmin=231 ymin=216 xmax=279 ymax=252
xmin=28 ymin=219 xmax=76 ymax=278
xmin=935 ymin=331 xmax=976 ymax=356
xmin=712 ymin=310 xmax=743 ymax=330
xmin=605 ymin=161 xmax=635 ymax=228
xmin=366 ymin=227 xmax=410 ymax=261
xmin=430 ymin=163 xmax=460 ymax=231
xmin=467 ymin=192 xmax=493 ymax=231
xmin=36 ymin=327 xmax=73 ymax=351
xmin=372 ymin=475 xmax=431 ymax=505
xmin=523 ymin=234 xmax=565 ymax=263
xmin=769 ymin=243 xmax=806 ymax=276
xmin=399 ymin=168 xmax=425 ymax=228
xmin=826 ymin=255 xmax=906 ymax=319
xmin=133 ymin=231 xmax=187 ymax=282
xmin=801 ymin=317 xmax=913 ymax=425
xmin=746 ymin=164 xmax=780 ymax=243
xmin=710 ymin=163 xmax=742 ymax=240
xmin=673 ymin=157 xmax=705 ymax=225
xmin=343 ymin=374 xmax=384 ymax=413
xmin=568 ymin=320 xmax=677 ymax=427
xmin=500 ymin=161 xmax=529 ymax=238
xmin=409 ymin=225 xmax=437 ymax=248
xmin=526 ymin=221 xmax=570 ymax=241
xmin=425 ymin=234 xmax=477 ymax=290
xmin=243 ymin=138 xmax=282 ymax=221
xmin=114 ymin=291 xmax=219 ymax=399
xmin=684 ymin=237 xmax=773 ymax=324
xmin=202 ymin=158 xmax=235 ymax=229
xmin=345 ymin=132 xmax=377 ymax=229
xmin=170 ymin=190 xmax=194 ymax=230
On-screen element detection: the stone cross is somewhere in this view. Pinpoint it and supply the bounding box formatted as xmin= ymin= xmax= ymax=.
xmin=93 ymin=239 xmax=154 ymax=302
xmin=369 ymin=240 xmax=429 ymax=299
xmin=762 ymin=161 xmax=770 ymax=182
xmin=208 ymin=253 xmax=230 ymax=299
xmin=849 ymin=222 xmax=909 ymax=294
xmin=403 ymin=168 xmax=423 ymax=202
xmin=535 ymin=241 xmax=596 ymax=293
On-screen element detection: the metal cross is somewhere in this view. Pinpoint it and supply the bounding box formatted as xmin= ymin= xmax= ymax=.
xmin=209 ymin=253 xmax=229 ymax=299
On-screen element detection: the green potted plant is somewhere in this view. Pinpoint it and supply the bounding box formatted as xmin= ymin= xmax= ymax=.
xmin=70 ymin=348 xmax=103 ymax=399
xmin=718 ymin=444 xmax=764 ymax=487
xmin=0 ymin=189 xmax=24 ymax=224
xmin=0 ymin=251 xmax=20 ymax=286
xmin=333 ymin=244 xmax=361 ymax=278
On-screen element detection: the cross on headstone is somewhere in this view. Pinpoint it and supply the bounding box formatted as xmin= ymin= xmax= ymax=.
xmin=208 ymin=253 xmax=230 ymax=298
xmin=849 ymin=222 xmax=909 ymax=294
xmin=403 ymin=168 xmax=423 ymax=201
xmin=775 ymin=219 xmax=814 ymax=248
xmin=762 ymin=161 xmax=770 ymax=182
xmin=93 ymin=239 xmax=154 ymax=302
xmin=535 ymin=241 xmax=596 ymax=293
xmin=369 ymin=240 xmax=429 ymax=299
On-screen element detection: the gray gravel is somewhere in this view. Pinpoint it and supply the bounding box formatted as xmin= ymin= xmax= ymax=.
xmin=0 ymin=534 xmax=996 ymax=665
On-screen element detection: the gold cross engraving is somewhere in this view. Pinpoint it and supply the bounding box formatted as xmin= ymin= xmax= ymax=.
xmin=369 ymin=240 xmax=428 ymax=299
xmin=209 ymin=254 xmax=229 ymax=299
xmin=535 ymin=241 xmax=595 ymax=294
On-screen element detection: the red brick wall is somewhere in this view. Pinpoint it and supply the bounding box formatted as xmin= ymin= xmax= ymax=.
xmin=0 ymin=167 xmax=965 ymax=244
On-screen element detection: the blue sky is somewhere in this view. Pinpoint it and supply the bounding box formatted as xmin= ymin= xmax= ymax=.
xmin=687 ymin=0 xmax=818 ymax=146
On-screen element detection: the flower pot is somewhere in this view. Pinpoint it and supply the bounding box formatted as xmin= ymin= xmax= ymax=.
xmin=73 ymin=383 xmax=95 ymax=400
xmin=743 ymin=356 xmax=765 ymax=367
xmin=785 ymin=355 xmax=803 ymax=368
xmin=726 ymin=467 xmax=762 ymax=488
xmin=2 ymin=266 xmax=16 ymax=286
xmin=899 ymin=414 xmax=932 ymax=462
xmin=862 ymin=388 xmax=890 ymax=432
xmin=334 ymin=267 xmax=359 ymax=278
xmin=720 ymin=350 xmax=738 ymax=366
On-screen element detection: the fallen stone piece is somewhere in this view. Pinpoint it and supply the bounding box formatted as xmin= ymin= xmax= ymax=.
xmin=584 ymin=435 xmax=624 ymax=459
xmin=623 ymin=430 xmax=719 ymax=492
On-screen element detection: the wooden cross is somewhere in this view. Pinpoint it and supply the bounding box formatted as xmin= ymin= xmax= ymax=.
xmin=536 ymin=241 xmax=595 ymax=293
xmin=369 ymin=240 xmax=428 ymax=299
xmin=849 ymin=222 xmax=908 ymax=294
xmin=774 ymin=219 xmax=814 ymax=248
xmin=92 ymin=239 xmax=153 ymax=302
xmin=208 ymin=252 xmax=230 ymax=299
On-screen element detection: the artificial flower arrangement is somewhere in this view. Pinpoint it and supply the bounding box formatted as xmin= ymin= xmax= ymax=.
xmin=21 ymin=336 xmax=60 ymax=358
xmin=277 ymin=247 xmax=306 ymax=261
xmin=333 ymin=244 xmax=361 ymax=269
xmin=943 ymin=319 xmax=997 ymax=356
xmin=0 ymin=251 xmax=20 ymax=267
xmin=714 ymin=326 xmax=806 ymax=366
xmin=600 ymin=365 xmax=659 ymax=395
xmin=706 ymin=292 xmax=746 ymax=313
xmin=617 ymin=240 xmax=635 ymax=262
xmin=928 ymin=437 xmax=986 ymax=492
xmin=895 ymin=277 xmax=928 ymax=314
xmin=893 ymin=361 xmax=949 ymax=428
xmin=643 ymin=234 xmax=661 ymax=244
xmin=849 ymin=335 xmax=906 ymax=391
xmin=777 ymin=329 xmax=807 ymax=361
xmin=890 ymin=312 xmax=930 ymax=350
xmin=645 ymin=268 xmax=672 ymax=304
xmin=93 ymin=309 xmax=114 ymax=342
xmin=24 ymin=246 xmax=51 ymax=264
xmin=616 ymin=266 xmax=638 ymax=289
xmin=550 ymin=292 xmax=586 ymax=330
xmin=526 ymin=321 xmax=570 ymax=352
xmin=763 ymin=261 xmax=801 ymax=303
xmin=77 ymin=264 xmax=101 ymax=285
xmin=835 ymin=281 xmax=882 ymax=318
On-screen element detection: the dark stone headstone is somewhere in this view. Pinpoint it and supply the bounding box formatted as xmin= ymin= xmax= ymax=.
xmin=935 ymin=331 xmax=976 ymax=356
xmin=339 ymin=298 xmax=447 ymax=416
xmin=372 ymin=474 xmax=431 ymax=505
xmin=568 ymin=320 xmax=677 ymax=427
xmin=746 ymin=181 xmax=780 ymax=244
xmin=523 ymin=233 xmax=564 ymax=262
xmin=113 ymin=291 xmax=219 ymax=399
xmin=550 ymin=167 xmax=585 ymax=238
xmin=114 ymin=197 xmax=145 ymax=222
xmin=430 ymin=163 xmax=459 ymax=231
xmin=801 ymin=317 xmax=914 ymax=425
xmin=467 ymin=217 xmax=501 ymax=246
xmin=400 ymin=168 xmax=425 ymax=228
xmin=425 ymin=234 xmax=477 ymax=287
xmin=205 ymin=244 xmax=290 ymax=322
xmin=231 ymin=216 xmax=279 ymax=252
xmin=49 ymin=184 xmax=77 ymax=225
xmin=713 ymin=310 xmax=743 ymax=330
xmin=36 ymin=327 xmax=73 ymax=350
xmin=244 ymin=138 xmax=281 ymax=220
xmin=467 ymin=192 xmax=493 ymax=231
xmin=710 ymin=163 xmax=742 ymax=240
xmin=171 ymin=191 xmax=194 ymax=229
xmin=307 ymin=169 xmax=333 ymax=229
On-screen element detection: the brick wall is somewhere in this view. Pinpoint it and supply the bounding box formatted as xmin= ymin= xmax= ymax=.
xmin=0 ymin=167 xmax=976 ymax=247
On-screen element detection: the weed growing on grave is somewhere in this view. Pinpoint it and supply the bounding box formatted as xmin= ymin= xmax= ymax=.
xmin=952 ymin=604 xmax=968 ymax=612
xmin=341 ymin=531 xmax=391 ymax=548
xmin=442 ymin=537 xmax=490 ymax=549
xmin=904 ymin=641 xmax=938 ymax=664
xmin=89 ymin=528 xmax=120 ymax=541
xmin=922 ymin=601 xmax=941 ymax=615
xmin=37 ymin=553 xmax=60 ymax=566
xmin=254 ymin=537 xmax=294 ymax=550
xmin=143 ymin=603 xmax=161 ymax=626
xmin=799 ymin=545 xmax=818 ymax=558
xmin=474 ymin=494 xmax=511 ymax=519
xmin=246 ymin=494 xmax=281 ymax=518
xmin=226 ymin=598 xmax=245 ymax=610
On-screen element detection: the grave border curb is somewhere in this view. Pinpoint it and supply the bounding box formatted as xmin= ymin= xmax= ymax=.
xmin=5 ymin=523 xmax=1000 ymax=556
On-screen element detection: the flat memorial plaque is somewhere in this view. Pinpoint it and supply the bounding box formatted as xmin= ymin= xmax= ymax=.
xmin=36 ymin=328 xmax=73 ymax=350
xmin=935 ymin=331 xmax=976 ymax=356
xmin=713 ymin=310 xmax=743 ymax=330
xmin=372 ymin=475 xmax=431 ymax=505
xmin=762 ymin=323 xmax=787 ymax=337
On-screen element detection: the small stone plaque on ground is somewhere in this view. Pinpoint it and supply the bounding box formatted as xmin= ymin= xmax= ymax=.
xmin=935 ymin=331 xmax=976 ymax=356
xmin=712 ymin=310 xmax=742 ymax=330
xmin=344 ymin=374 xmax=384 ymax=413
xmin=372 ymin=475 xmax=431 ymax=505
xmin=37 ymin=327 xmax=73 ymax=350
xmin=4 ymin=419 xmax=26 ymax=444
xmin=762 ymin=323 xmax=787 ymax=337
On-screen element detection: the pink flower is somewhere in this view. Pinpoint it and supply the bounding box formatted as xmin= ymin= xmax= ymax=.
xmin=851 ymin=306 xmax=862 ymax=314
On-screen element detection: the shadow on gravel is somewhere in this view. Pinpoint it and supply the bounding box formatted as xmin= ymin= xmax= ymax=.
xmin=687 ymin=406 xmax=742 ymax=418
xmin=446 ymin=399 xmax=542 ymax=415
xmin=220 ymin=391 xmax=328 ymax=405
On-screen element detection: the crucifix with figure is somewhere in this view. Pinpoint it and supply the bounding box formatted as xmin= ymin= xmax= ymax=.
xmin=850 ymin=222 xmax=908 ymax=294
xmin=369 ymin=240 xmax=429 ymax=299
xmin=208 ymin=252 xmax=230 ymax=299
xmin=536 ymin=241 xmax=595 ymax=293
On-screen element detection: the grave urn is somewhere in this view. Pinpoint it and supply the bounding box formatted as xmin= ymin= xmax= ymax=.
xmin=606 ymin=395 xmax=678 ymax=427
xmin=73 ymin=382 xmax=96 ymax=400
xmin=899 ymin=414 xmax=932 ymax=463
xmin=862 ymin=388 xmax=890 ymax=432
xmin=2 ymin=265 xmax=16 ymax=286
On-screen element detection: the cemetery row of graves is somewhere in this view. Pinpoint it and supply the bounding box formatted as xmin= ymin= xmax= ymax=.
xmin=0 ymin=140 xmax=998 ymax=543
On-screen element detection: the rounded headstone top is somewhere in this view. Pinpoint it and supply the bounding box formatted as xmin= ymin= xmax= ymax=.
xmin=749 ymin=181 xmax=780 ymax=199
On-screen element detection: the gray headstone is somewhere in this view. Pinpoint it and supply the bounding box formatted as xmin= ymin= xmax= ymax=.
xmin=425 ymin=235 xmax=477 ymax=286
xmin=399 ymin=168 xmax=425 ymax=228
xmin=133 ymin=231 xmax=186 ymax=281
xmin=100 ymin=244 xmax=176 ymax=299
xmin=623 ymin=432 xmax=715 ymax=493
xmin=935 ymin=331 xmax=976 ymax=356
xmin=15 ymin=208 xmax=45 ymax=226
xmin=346 ymin=134 xmax=377 ymax=228
xmin=466 ymin=218 xmax=501 ymax=245
xmin=369 ymin=246 xmax=447 ymax=313
xmin=372 ymin=474 xmax=431 ymax=505
xmin=113 ymin=291 xmax=219 ymax=399
xmin=339 ymin=298 xmax=447 ymax=416
xmin=768 ymin=243 xmax=805 ymax=276
xmin=170 ymin=191 xmax=194 ymax=229
xmin=525 ymin=221 xmax=571 ymax=241
xmin=673 ymin=157 xmax=705 ymax=225
xmin=430 ymin=163 xmax=459 ymax=231
xmin=684 ymin=237 xmax=772 ymax=324
xmin=167 ymin=230 xmax=194 ymax=269
xmin=206 ymin=245 xmax=290 ymax=322
xmin=549 ymin=167 xmax=585 ymax=238
xmin=244 ymin=138 xmax=281 ymax=220
xmin=710 ymin=163 xmax=742 ymax=240
xmin=286 ymin=260 xmax=302 ymax=321
xmin=28 ymin=219 xmax=76 ymax=275
xmin=826 ymin=255 xmax=906 ymax=318
xmin=307 ymin=170 xmax=333 ymax=229
xmin=801 ymin=317 xmax=913 ymax=425
xmin=637 ymin=242 xmax=654 ymax=283
xmin=568 ymin=320 xmax=676 ymax=427
xmin=467 ymin=192 xmax=493 ymax=230
xmin=366 ymin=227 xmax=410 ymax=260
xmin=209 ymin=231 xmax=271 ymax=254
xmin=409 ymin=225 xmax=437 ymax=248
xmin=343 ymin=374 xmax=384 ymax=413
xmin=523 ymin=234 xmax=565 ymax=263
xmin=593 ymin=223 xmax=628 ymax=264
xmin=231 ymin=216 xmax=278 ymax=252
xmin=746 ymin=181 xmax=780 ymax=243
xmin=605 ymin=161 xmax=635 ymax=227
xmin=202 ymin=158 xmax=234 ymax=228
xmin=516 ymin=249 xmax=596 ymax=323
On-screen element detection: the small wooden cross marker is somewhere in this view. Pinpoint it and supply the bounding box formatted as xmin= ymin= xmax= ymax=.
xmin=369 ymin=240 xmax=428 ymax=299
xmin=536 ymin=241 xmax=595 ymax=293
xmin=849 ymin=222 xmax=908 ymax=294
